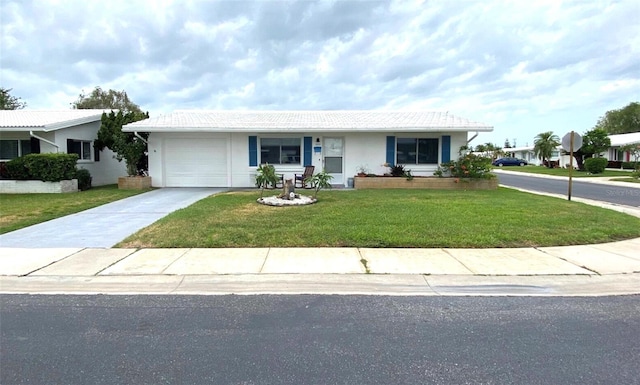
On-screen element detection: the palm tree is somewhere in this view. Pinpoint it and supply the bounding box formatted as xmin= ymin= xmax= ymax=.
xmin=533 ymin=131 xmax=560 ymax=167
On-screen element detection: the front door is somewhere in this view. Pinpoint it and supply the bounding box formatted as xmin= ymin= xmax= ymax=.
xmin=323 ymin=137 xmax=343 ymax=185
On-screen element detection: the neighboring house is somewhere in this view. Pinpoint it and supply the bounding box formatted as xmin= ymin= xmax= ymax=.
xmin=505 ymin=146 xmax=564 ymax=166
xmin=123 ymin=110 xmax=493 ymax=188
xmin=603 ymin=132 xmax=640 ymax=163
xmin=505 ymin=146 xmax=539 ymax=165
xmin=0 ymin=110 xmax=126 ymax=185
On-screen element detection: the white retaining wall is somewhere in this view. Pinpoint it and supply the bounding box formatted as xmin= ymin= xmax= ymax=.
xmin=0 ymin=179 xmax=78 ymax=193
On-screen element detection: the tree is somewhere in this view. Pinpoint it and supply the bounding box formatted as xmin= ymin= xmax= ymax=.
xmin=594 ymin=102 xmax=640 ymax=134
xmin=533 ymin=131 xmax=560 ymax=167
xmin=484 ymin=143 xmax=502 ymax=159
xmin=504 ymin=138 xmax=511 ymax=148
xmin=1 ymin=87 xmax=27 ymax=110
xmin=255 ymin=163 xmax=280 ymax=198
xmin=73 ymin=87 xmax=149 ymax=176
xmin=570 ymin=128 xmax=611 ymax=170
xmin=72 ymin=86 xmax=143 ymax=114
xmin=97 ymin=111 xmax=149 ymax=176
xmin=307 ymin=170 xmax=333 ymax=199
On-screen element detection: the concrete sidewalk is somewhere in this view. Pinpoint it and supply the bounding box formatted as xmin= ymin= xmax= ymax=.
xmin=2 ymin=240 xmax=639 ymax=296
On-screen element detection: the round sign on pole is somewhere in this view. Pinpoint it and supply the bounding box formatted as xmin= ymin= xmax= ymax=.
xmin=562 ymin=132 xmax=583 ymax=152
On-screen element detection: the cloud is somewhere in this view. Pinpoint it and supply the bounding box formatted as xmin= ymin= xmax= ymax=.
xmin=1 ymin=0 xmax=638 ymax=145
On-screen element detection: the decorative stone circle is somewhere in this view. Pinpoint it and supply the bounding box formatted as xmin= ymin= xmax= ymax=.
xmin=257 ymin=195 xmax=317 ymax=206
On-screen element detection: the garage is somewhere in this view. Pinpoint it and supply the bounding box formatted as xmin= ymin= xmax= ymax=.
xmin=164 ymin=138 xmax=228 ymax=187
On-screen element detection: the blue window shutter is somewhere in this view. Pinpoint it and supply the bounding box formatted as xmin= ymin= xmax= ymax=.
xmin=386 ymin=136 xmax=395 ymax=165
xmin=441 ymin=135 xmax=451 ymax=163
xmin=303 ymin=136 xmax=312 ymax=165
xmin=249 ymin=136 xmax=258 ymax=166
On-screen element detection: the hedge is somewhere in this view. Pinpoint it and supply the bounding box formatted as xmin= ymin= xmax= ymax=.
xmin=4 ymin=153 xmax=79 ymax=182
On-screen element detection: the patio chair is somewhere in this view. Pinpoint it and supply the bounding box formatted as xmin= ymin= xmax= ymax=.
xmin=295 ymin=165 xmax=315 ymax=188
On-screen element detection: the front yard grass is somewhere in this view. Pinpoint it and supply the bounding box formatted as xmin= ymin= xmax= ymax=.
xmin=0 ymin=185 xmax=152 ymax=234
xmin=498 ymin=166 xmax=634 ymax=178
xmin=609 ymin=177 xmax=640 ymax=184
xmin=117 ymin=188 xmax=640 ymax=248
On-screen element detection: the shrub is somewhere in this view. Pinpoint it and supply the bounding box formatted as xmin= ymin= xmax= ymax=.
xmin=76 ymin=168 xmax=92 ymax=191
xmin=584 ymin=157 xmax=607 ymax=174
xmin=255 ymin=163 xmax=280 ymax=198
xmin=435 ymin=151 xmax=494 ymax=179
xmin=307 ymin=169 xmax=333 ymax=199
xmin=24 ymin=153 xmax=78 ymax=182
xmin=621 ymin=161 xmax=637 ymax=170
xmin=4 ymin=157 xmax=30 ymax=180
xmin=389 ymin=164 xmax=407 ymax=177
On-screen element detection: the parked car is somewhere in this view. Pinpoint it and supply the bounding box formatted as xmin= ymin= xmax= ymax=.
xmin=492 ymin=157 xmax=528 ymax=167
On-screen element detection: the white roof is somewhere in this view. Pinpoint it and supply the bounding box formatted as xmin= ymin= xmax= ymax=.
xmin=123 ymin=110 xmax=493 ymax=133
xmin=0 ymin=109 xmax=108 ymax=132
xmin=608 ymin=132 xmax=640 ymax=147
xmin=507 ymin=146 xmax=534 ymax=152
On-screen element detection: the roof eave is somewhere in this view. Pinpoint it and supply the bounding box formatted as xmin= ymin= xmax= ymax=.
xmin=123 ymin=126 xmax=494 ymax=133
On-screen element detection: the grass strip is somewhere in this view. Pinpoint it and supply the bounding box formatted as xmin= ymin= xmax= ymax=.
xmin=498 ymin=166 xmax=634 ymax=178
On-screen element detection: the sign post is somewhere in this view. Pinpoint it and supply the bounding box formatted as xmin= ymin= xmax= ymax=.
xmin=561 ymin=131 xmax=583 ymax=201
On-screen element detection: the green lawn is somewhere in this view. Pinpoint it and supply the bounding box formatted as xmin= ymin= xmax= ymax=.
xmin=609 ymin=178 xmax=640 ymax=184
xmin=0 ymin=185 xmax=152 ymax=234
xmin=117 ymin=189 xmax=640 ymax=249
xmin=497 ymin=166 xmax=634 ymax=178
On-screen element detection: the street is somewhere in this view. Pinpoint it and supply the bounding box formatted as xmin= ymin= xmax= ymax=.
xmin=2 ymin=294 xmax=639 ymax=384
xmin=497 ymin=172 xmax=640 ymax=207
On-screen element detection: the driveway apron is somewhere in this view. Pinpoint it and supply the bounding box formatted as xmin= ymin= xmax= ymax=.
xmin=0 ymin=188 xmax=225 ymax=248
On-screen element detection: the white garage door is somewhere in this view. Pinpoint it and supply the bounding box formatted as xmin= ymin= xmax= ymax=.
xmin=164 ymin=138 xmax=228 ymax=187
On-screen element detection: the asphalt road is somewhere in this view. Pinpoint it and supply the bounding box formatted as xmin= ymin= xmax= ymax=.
xmin=497 ymin=172 xmax=640 ymax=207
xmin=2 ymin=295 xmax=639 ymax=385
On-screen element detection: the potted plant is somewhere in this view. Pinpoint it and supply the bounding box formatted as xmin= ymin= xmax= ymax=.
xmin=356 ymin=164 xmax=369 ymax=177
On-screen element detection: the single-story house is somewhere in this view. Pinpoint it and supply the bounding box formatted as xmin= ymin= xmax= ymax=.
xmin=603 ymin=132 xmax=640 ymax=163
xmin=0 ymin=110 xmax=126 ymax=185
xmin=123 ymin=110 xmax=493 ymax=188
xmin=505 ymin=145 xmax=568 ymax=166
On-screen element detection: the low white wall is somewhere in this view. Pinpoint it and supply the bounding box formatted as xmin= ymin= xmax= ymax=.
xmin=0 ymin=179 xmax=78 ymax=193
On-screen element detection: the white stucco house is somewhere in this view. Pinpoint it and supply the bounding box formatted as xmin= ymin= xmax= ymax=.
xmin=123 ymin=110 xmax=493 ymax=188
xmin=0 ymin=110 xmax=126 ymax=185
xmin=604 ymin=132 xmax=640 ymax=164
xmin=505 ymin=145 xmax=567 ymax=166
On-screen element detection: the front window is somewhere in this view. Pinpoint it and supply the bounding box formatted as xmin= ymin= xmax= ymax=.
xmin=68 ymin=140 xmax=92 ymax=161
xmin=0 ymin=139 xmax=32 ymax=160
xmin=260 ymin=138 xmax=301 ymax=164
xmin=396 ymin=138 xmax=438 ymax=164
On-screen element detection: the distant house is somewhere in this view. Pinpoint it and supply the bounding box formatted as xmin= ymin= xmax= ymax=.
xmin=123 ymin=110 xmax=493 ymax=188
xmin=603 ymin=132 xmax=640 ymax=165
xmin=0 ymin=110 xmax=126 ymax=185
xmin=506 ymin=145 xmax=563 ymax=166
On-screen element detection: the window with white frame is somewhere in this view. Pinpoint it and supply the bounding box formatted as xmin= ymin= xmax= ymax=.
xmin=67 ymin=139 xmax=92 ymax=161
xmin=396 ymin=138 xmax=439 ymax=164
xmin=0 ymin=139 xmax=33 ymax=160
xmin=260 ymin=138 xmax=301 ymax=164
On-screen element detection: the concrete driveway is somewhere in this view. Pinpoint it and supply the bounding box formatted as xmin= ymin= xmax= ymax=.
xmin=0 ymin=188 xmax=226 ymax=248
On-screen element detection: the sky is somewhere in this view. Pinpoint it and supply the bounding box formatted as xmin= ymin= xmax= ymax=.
xmin=1 ymin=0 xmax=638 ymax=147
